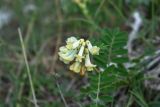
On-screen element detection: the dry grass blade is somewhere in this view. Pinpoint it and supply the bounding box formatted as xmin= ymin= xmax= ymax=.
xmin=18 ymin=28 xmax=39 ymax=107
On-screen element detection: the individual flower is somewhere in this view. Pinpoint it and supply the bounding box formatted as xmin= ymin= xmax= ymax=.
xmin=58 ymin=49 xmax=77 ymax=64
xmin=86 ymin=40 xmax=100 ymax=55
xmin=76 ymin=41 xmax=85 ymax=62
xmin=85 ymin=49 xmax=96 ymax=71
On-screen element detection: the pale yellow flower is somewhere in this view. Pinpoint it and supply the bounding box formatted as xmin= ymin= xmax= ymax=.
xmin=86 ymin=40 xmax=100 ymax=55
xmin=76 ymin=42 xmax=85 ymax=62
xmin=85 ymin=49 xmax=96 ymax=71
xmin=90 ymin=46 xmax=100 ymax=55
xmin=58 ymin=49 xmax=77 ymax=64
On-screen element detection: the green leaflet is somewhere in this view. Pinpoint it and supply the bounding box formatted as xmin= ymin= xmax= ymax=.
xmin=94 ymin=28 xmax=128 ymax=67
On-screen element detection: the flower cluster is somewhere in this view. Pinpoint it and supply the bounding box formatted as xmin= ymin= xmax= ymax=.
xmin=58 ymin=37 xmax=100 ymax=75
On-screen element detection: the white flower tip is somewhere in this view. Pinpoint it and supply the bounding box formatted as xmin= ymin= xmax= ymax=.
xmin=90 ymin=46 xmax=100 ymax=55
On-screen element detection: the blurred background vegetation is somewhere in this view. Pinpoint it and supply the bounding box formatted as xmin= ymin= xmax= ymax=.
xmin=0 ymin=0 xmax=160 ymax=107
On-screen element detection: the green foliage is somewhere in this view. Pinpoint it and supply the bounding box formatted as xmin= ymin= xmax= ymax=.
xmin=80 ymin=29 xmax=131 ymax=106
xmin=80 ymin=29 xmax=154 ymax=107
xmin=81 ymin=65 xmax=129 ymax=106
xmin=94 ymin=28 xmax=128 ymax=67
